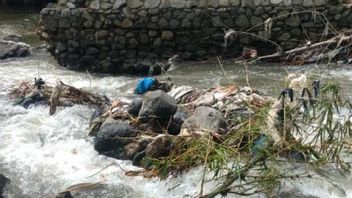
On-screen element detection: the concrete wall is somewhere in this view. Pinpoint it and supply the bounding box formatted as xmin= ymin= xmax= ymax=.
xmin=38 ymin=0 xmax=352 ymax=73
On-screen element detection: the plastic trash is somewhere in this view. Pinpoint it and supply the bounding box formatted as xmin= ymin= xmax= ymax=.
xmin=134 ymin=77 xmax=156 ymax=94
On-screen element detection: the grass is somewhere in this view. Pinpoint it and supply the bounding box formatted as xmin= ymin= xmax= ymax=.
xmin=142 ymin=79 xmax=352 ymax=197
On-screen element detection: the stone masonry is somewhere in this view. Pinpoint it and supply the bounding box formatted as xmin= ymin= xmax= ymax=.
xmin=38 ymin=0 xmax=352 ymax=73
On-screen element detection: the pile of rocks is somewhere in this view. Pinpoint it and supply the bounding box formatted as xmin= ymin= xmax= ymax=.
xmin=90 ymin=83 xmax=272 ymax=166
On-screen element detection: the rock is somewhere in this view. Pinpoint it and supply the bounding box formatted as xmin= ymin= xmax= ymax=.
xmin=113 ymin=0 xmax=126 ymax=8
xmin=208 ymin=0 xmax=219 ymax=7
xmin=235 ymin=15 xmax=250 ymax=29
xmin=229 ymin=0 xmax=240 ymax=5
xmin=167 ymin=117 xmax=183 ymax=135
xmin=89 ymin=0 xmax=100 ymax=9
xmin=101 ymin=2 xmax=113 ymax=9
xmin=158 ymin=18 xmax=168 ymax=27
xmin=59 ymin=18 xmax=71 ymax=28
xmin=219 ymin=0 xmax=229 ymax=6
xmin=0 ymin=43 xmax=30 ymax=60
xmin=66 ymin=2 xmax=76 ymax=9
xmin=86 ymin=47 xmax=99 ymax=55
xmin=254 ymin=7 xmax=265 ymax=15
xmin=94 ymin=119 xmax=138 ymax=158
xmin=169 ymin=0 xmax=187 ymax=8
xmin=138 ymin=90 xmax=177 ymax=123
xmin=303 ymin=0 xmax=313 ymax=6
xmin=284 ymin=0 xmax=292 ymax=5
xmin=144 ymin=0 xmax=160 ymax=8
xmin=285 ymin=16 xmax=300 ymax=27
xmin=270 ymin=0 xmax=283 ymax=3
xmin=145 ymin=135 xmax=175 ymax=158
xmin=122 ymin=137 xmax=153 ymax=160
xmin=250 ymin=16 xmax=263 ymax=26
xmin=56 ymin=42 xmax=67 ymax=52
xmin=95 ymin=30 xmax=108 ymax=39
xmin=0 ymin=174 xmax=10 ymax=197
xmin=127 ymin=98 xmax=143 ymax=117
xmin=290 ymin=28 xmax=302 ymax=36
xmin=161 ymin=31 xmax=174 ymax=40
xmin=121 ymin=19 xmax=133 ymax=28
xmin=241 ymin=0 xmax=254 ymax=6
xmin=277 ymin=32 xmax=291 ymax=41
xmin=127 ymin=0 xmax=143 ymax=8
xmin=211 ymin=16 xmax=223 ymax=27
xmin=180 ymin=106 xmax=227 ymax=136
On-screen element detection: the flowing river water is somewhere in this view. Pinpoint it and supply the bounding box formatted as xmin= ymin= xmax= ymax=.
xmin=2 ymin=5 xmax=352 ymax=198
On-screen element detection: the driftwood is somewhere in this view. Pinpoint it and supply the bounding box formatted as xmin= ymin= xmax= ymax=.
xmin=49 ymin=82 xmax=63 ymax=115
xmin=9 ymin=79 xmax=110 ymax=115
xmin=256 ymin=32 xmax=352 ymax=63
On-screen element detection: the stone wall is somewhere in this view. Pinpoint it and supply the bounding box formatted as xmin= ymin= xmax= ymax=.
xmin=38 ymin=0 xmax=352 ymax=74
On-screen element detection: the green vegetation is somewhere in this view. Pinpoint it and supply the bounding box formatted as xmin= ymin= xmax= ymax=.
xmin=143 ymin=79 xmax=352 ymax=197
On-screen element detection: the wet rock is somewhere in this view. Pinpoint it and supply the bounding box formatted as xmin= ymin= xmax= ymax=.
xmin=167 ymin=117 xmax=183 ymax=135
xmin=145 ymin=135 xmax=175 ymax=158
xmin=94 ymin=119 xmax=138 ymax=158
xmin=180 ymin=106 xmax=227 ymax=136
xmin=16 ymin=91 xmax=45 ymax=109
xmin=122 ymin=136 xmax=153 ymax=160
xmin=0 ymin=174 xmax=10 ymax=197
xmin=127 ymin=98 xmax=143 ymax=117
xmin=0 ymin=43 xmax=30 ymax=60
xmin=138 ymin=90 xmax=177 ymax=123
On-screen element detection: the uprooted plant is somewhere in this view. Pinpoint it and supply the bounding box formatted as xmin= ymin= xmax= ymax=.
xmin=143 ymin=77 xmax=352 ymax=197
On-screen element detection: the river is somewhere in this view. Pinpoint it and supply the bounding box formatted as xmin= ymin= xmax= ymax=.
xmin=1 ymin=5 xmax=352 ymax=198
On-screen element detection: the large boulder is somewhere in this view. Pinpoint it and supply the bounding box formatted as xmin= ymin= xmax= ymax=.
xmin=138 ymin=90 xmax=177 ymax=123
xmin=94 ymin=118 xmax=138 ymax=158
xmin=0 ymin=42 xmax=30 ymax=60
xmin=180 ymin=106 xmax=227 ymax=136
